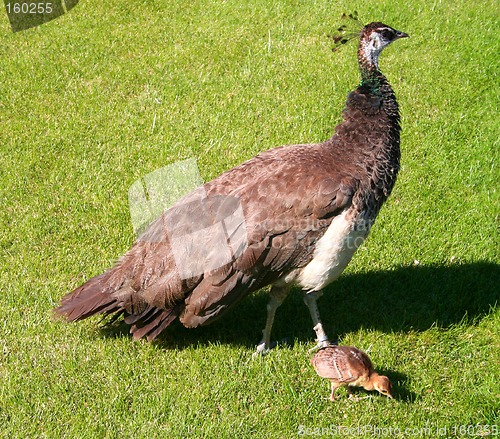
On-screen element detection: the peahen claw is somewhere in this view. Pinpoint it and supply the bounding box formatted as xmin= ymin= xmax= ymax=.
xmin=308 ymin=339 xmax=332 ymax=353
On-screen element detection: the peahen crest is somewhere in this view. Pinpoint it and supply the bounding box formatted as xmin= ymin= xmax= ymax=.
xmin=329 ymin=12 xmax=362 ymax=52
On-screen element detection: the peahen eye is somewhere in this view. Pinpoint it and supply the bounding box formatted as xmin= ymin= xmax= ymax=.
xmin=381 ymin=29 xmax=394 ymax=40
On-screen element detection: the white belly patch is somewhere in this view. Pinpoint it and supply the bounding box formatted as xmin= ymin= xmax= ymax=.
xmin=297 ymin=210 xmax=368 ymax=291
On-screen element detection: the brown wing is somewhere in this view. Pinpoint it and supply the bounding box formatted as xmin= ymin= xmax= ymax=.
xmin=344 ymin=346 xmax=374 ymax=374
xmin=311 ymin=346 xmax=351 ymax=381
xmin=311 ymin=346 xmax=373 ymax=382
xmin=176 ymin=144 xmax=359 ymax=327
xmin=55 ymin=143 xmax=359 ymax=339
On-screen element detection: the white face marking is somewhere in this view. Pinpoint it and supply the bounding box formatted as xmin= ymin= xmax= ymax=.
xmin=361 ymin=27 xmax=394 ymax=68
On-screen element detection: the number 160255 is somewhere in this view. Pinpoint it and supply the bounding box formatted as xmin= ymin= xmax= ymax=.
xmin=5 ymin=3 xmax=53 ymax=14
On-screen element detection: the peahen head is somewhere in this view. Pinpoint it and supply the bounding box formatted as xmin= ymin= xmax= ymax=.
xmin=358 ymin=22 xmax=408 ymax=73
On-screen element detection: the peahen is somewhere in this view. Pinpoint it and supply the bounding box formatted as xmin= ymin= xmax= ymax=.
xmin=55 ymin=22 xmax=409 ymax=354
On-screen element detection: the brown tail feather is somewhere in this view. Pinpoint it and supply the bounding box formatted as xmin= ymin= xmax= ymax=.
xmin=54 ymin=273 xmax=120 ymax=321
xmin=55 ymin=271 xmax=181 ymax=341
xmin=128 ymin=306 xmax=181 ymax=341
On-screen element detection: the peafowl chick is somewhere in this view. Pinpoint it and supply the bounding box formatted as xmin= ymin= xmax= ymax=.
xmin=311 ymin=345 xmax=393 ymax=400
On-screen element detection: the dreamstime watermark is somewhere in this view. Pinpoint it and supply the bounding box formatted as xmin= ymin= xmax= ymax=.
xmin=297 ymin=424 xmax=498 ymax=437
xmin=4 ymin=0 xmax=79 ymax=32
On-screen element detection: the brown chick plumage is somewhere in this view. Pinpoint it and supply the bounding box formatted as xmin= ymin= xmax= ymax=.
xmin=311 ymin=345 xmax=393 ymax=400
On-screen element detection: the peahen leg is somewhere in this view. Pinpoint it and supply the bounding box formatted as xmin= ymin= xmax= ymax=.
xmin=303 ymin=291 xmax=330 ymax=352
xmin=254 ymin=285 xmax=290 ymax=355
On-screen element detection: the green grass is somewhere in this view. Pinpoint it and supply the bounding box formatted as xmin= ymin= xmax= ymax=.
xmin=0 ymin=0 xmax=498 ymax=437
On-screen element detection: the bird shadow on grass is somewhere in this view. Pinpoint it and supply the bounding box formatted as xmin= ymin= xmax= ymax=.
xmin=100 ymin=261 xmax=498 ymax=351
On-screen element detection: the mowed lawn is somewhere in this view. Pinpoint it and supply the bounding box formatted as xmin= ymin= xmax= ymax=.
xmin=0 ymin=0 xmax=498 ymax=437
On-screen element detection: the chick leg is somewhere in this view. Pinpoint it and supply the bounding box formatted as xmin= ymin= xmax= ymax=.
xmin=254 ymin=285 xmax=290 ymax=356
xmin=303 ymin=291 xmax=330 ymax=352
xmin=329 ymin=382 xmax=339 ymax=401
xmin=347 ymin=387 xmax=358 ymax=401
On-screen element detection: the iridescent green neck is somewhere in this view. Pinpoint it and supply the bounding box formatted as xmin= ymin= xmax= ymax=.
xmin=358 ymin=38 xmax=384 ymax=89
xmin=359 ymin=71 xmax=387 ymax=97
xmin=358 ymin=52 xmax=387 ymax=93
